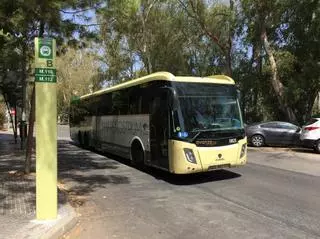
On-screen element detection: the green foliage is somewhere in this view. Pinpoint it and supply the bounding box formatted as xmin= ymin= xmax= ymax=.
xmin=235 ymin=0 xmax=320 ymax=124
xmin=1 ymin=0 xmax=319 ymax=124
xmin=0 ymin=101 xmax=6 ymax=128
xmin=56 ymin=46 xmax=103 ymax=121
xmin=0 ymin=0 xmax=103 ymax=113
xmin=0 ymin=113 xmax=5 ymax=128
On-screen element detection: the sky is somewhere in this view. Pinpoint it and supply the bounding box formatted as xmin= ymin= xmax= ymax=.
xmin=61 ymin=7 xmax=99 ymax=39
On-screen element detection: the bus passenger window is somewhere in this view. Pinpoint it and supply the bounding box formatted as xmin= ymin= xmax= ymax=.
xmin=128 ymin=95 xmax=139 ymax=114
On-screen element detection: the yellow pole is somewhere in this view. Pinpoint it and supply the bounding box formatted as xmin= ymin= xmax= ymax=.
xmin=34 ymin=37 xmax=57 ymax=219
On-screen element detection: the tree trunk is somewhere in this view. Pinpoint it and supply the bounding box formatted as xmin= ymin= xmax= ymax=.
xmin=25 ymin=86 xmax=35 ymax=174
xmin=3 ymin=93 xmax=17 ymax=143
xmin=145 ymin=52 xmax=152 ymax=74
xmin=225 ymin=49 xmax=232 ymax=77
xmin=225 ymin=0 xmax=234 ymax=77
xmin=24 ymin=19 xmax=45 ymax=174
xmin=304 ymin=90 xmax=319 ymax=123
xmin=141 ymin=21 xmax=152 ymax=74
xmin=14 ymin=104 xmax=17 ymax=143
xmin=21 ymin=43 xmax=27 ymax=149
xmin=261 ymin=25 xmax=297 ymax=123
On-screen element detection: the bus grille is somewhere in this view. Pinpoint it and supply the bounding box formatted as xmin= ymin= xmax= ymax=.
xmin=195 ymin=138 xmax=241 ymax=147
xmin=208 ymin=164 xmax=231 ymax=170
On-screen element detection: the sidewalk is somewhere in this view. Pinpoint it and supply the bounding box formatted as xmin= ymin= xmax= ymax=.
xmin=248 ymin=146 xmax=320 ymax=177
xmin=0 ymin=130 xmax=77 ymax=239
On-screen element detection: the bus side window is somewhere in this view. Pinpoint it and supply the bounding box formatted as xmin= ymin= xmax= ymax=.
xmin=69 ymin=103 xmax=77 ymax=125
xmin=112 ymin=90 xmax=129 ymax=115
xmin=128 ymin=87 xmax=142 ymax=115
xmin=136 ymin=87 xmax=149 ymax=114
xmin=97 ymin=94 xmax=112 ymax=116
xmin=87 ymin=98 xmax=97 ymax=116
xmin=151 ymin=97 xmax=161 ymax=115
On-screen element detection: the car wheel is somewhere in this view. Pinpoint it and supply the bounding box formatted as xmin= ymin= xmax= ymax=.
xmin=315 ymin=140 xmax=320 ymax=154
xmin=251 ymin=134 xmax=265 ymax=147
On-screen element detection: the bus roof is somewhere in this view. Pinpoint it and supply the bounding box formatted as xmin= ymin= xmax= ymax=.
xmin=80 ymin=72 xmax=235 ymax=100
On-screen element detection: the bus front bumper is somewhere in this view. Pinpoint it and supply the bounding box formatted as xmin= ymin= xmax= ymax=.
xmin=168 ymin=139 xmax=247 ymax=174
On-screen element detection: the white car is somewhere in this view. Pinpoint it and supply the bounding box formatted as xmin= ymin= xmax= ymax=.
xmin=300 ymin=118 xmax=320 ymax=153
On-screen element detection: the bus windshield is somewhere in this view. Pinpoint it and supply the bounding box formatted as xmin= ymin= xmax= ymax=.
xmin=172 ymin=82 xmax=244 ymax=140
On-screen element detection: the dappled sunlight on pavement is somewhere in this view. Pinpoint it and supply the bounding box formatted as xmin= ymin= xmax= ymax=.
xmin=57 ymin=141 xmax=130 ymax=208
xmin=0 ymin=131 xmax=69 ymax=239
xmin=0 ymin=132 xmax=35 ymax=238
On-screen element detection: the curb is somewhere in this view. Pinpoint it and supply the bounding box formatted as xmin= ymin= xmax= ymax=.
xmin=46 ymin=204 xmax=78 ymax=239
xmin=9 ymin=204 xmax=78 ymax=239
xmin=248 ymin=146 xmax=292 ymax=152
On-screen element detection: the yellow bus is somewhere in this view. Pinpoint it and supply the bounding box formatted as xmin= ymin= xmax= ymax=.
xmin=69 ymin=72 xmax=247 ymax=174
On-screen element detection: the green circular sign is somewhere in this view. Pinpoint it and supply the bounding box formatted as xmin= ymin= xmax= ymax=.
xmin=40 ymin=45 xmax=51 ymax=57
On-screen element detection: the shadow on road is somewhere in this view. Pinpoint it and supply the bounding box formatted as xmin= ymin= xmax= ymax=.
xmin=157 ymin=170 xmax=241 ymax=185
xmin=249 ymin=145 xmax=317 ymax=155
xmin=58 ymin=141 xmax=130 ymax=201
xmin=59 ymin=141 xmax=120 ymax=171
xmin=290 ymin=148 xmax=317 ymax=154
xmin=81 ymin=145 xmax=242 ymax=186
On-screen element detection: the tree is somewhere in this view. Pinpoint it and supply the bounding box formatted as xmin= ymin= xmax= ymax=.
xmin=56 ymin=46 xmax=103 ymax=122
xmin=178 ymin=0 xmax=236 ymax=76
xmin=239 ymin=0 xmax=320 ymax=124
xmin=97 ymin=0 xmax=163 ymax=79
xmin=283 ymin=0 xmax=320 ymax=123
xmin=0 ymin=29 xmax=24 ymax=142
xmin=0 ymin=0 xmax=103 ymax=173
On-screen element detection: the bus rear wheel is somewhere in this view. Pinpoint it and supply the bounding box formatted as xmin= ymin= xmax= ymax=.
xmin=131 ymin=141 xmax=144 ymax=166
xmin=83 ymin=132 xmax=89 ymax=148
xmin=78 ymin=131 xmax=83 ymax=146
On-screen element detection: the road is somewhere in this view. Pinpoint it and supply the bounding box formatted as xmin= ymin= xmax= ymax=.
xmin=57 ymin=126 xmax=320 ymax=239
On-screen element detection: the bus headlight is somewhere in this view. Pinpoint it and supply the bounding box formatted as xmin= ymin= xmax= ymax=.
xmin=240 ymin=143 xmax=247 ymax=158
xmin=183 ymin=148 xmax=197 ymax=164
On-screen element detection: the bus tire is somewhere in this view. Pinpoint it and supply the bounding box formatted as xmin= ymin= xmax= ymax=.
xmin=83 ymin=132 xmax=89 ymax=148
xmin=131 ymin=140 xmax=144 ymax=166
xmin=78 ymin=131 xmax=83 ymax=146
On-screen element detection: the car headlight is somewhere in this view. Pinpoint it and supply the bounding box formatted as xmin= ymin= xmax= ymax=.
xmin=240 ymin=143 xmax=247 ymax=158
xmin=183 ymin=148 xmax=197 ymax=164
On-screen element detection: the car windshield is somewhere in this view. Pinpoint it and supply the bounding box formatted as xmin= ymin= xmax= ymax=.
xmin=171 ymin=82 xmax=244 ymax=140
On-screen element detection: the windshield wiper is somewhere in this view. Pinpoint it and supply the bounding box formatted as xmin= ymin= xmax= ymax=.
xmin=189 ymin=131 xmax=202 ymax=143
xmin=188 ymin=128 xmax=244 ymax=143
xmin=189 ymin=129 xmax=219 ymax=142
xmin=191 ymin=128 xmax=220 ymax=133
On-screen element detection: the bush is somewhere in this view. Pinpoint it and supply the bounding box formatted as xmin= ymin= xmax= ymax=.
xmin=0 ymin=112 xmax=6 ymax=129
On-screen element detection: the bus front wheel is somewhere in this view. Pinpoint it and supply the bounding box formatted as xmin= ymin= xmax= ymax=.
xmin=131 ymin=141 xmax=144 ymax=166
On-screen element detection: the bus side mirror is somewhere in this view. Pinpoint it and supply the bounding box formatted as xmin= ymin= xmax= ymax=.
xmin=237 ymin=90 xmax=241 ymax=100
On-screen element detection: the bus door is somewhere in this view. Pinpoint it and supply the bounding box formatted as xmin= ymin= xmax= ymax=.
xmin=150 ymin=89 xmax=170 ymax=170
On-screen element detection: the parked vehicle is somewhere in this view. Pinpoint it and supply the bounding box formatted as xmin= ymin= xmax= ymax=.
xmin=300 ymin=118 xmax=320 ymax=153
xmin=245 ymin=121 xmax=301 ymax=147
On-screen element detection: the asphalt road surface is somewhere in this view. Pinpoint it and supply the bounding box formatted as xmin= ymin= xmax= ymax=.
xmin=59 ymin=137 xmax=320 ymax=239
